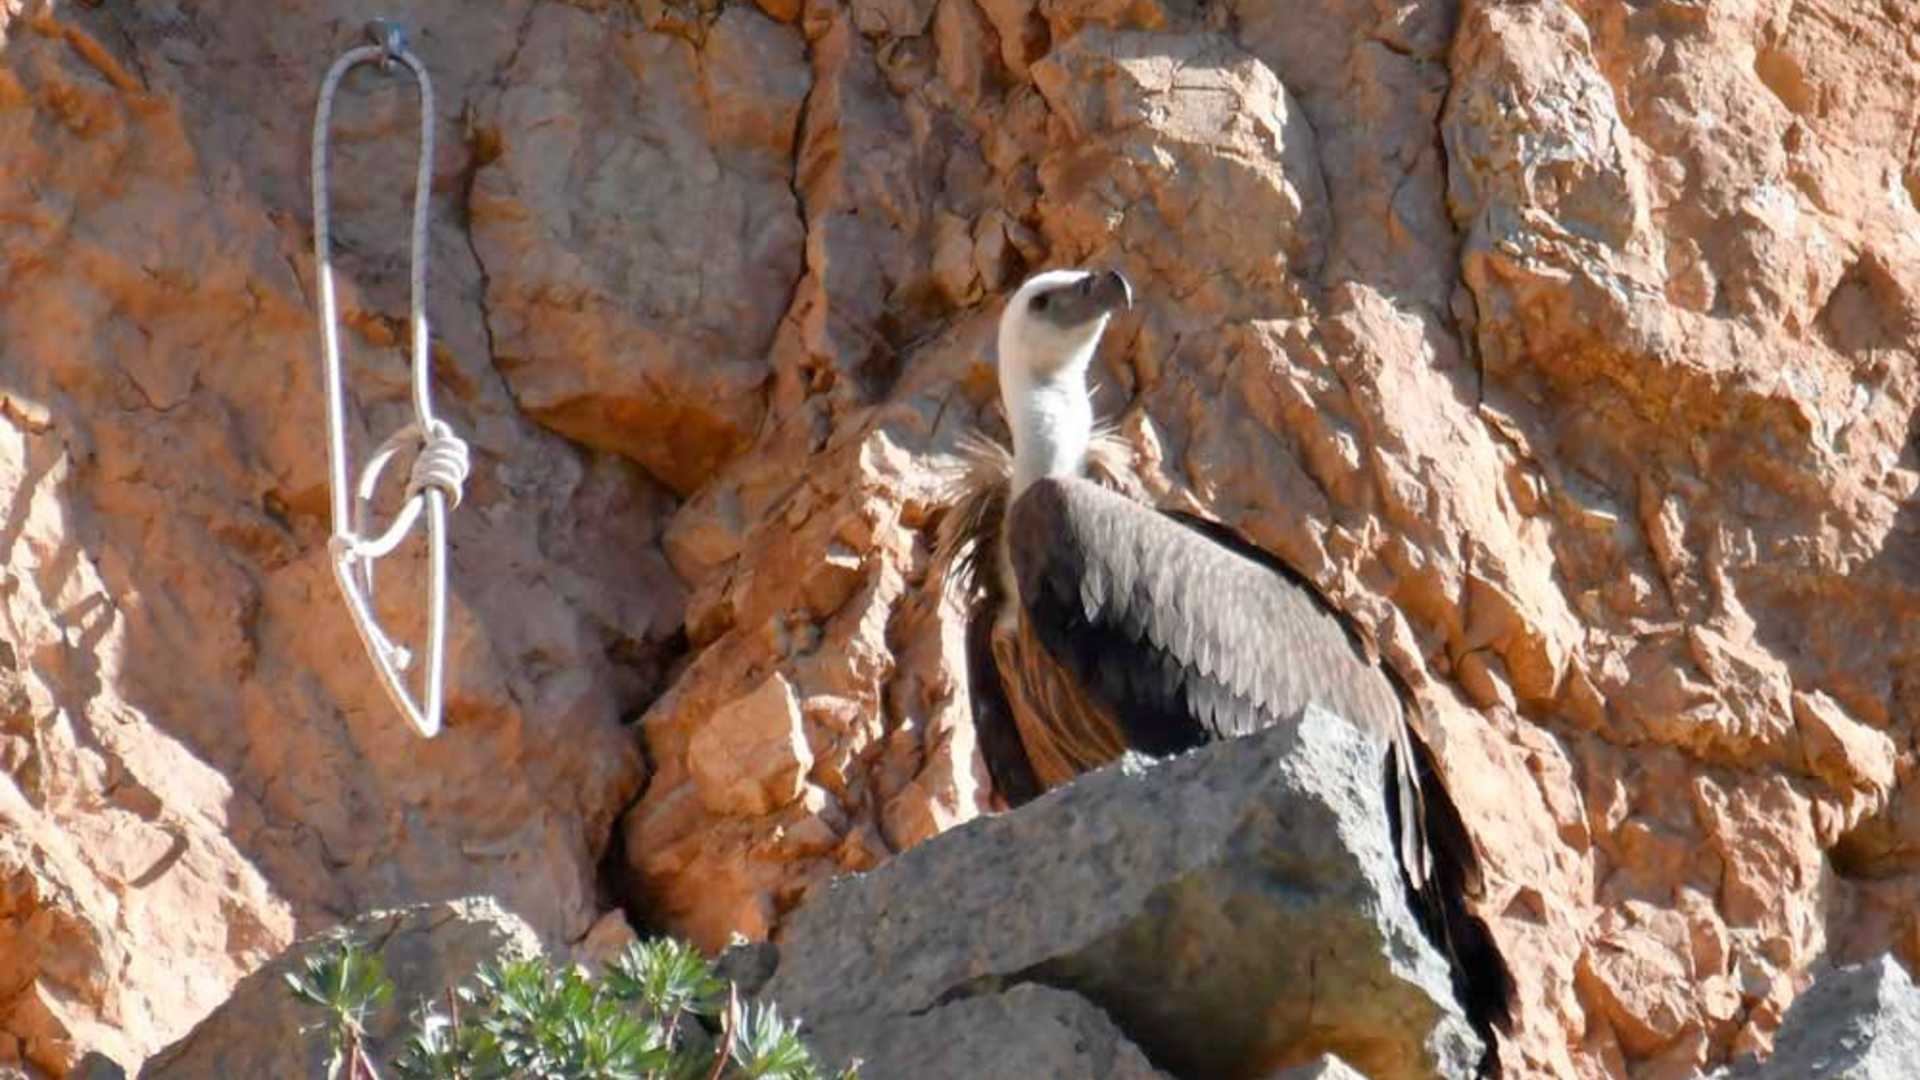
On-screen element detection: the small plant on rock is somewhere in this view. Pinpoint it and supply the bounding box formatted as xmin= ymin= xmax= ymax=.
xmin=284 ymin=941 xmax=394 ymax=1080
xmin=288 ymin=934 xmax=860 ymax=1080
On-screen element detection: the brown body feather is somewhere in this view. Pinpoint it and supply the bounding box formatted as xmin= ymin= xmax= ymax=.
xmin=992 ymin=612 xmax=1131 ymax=789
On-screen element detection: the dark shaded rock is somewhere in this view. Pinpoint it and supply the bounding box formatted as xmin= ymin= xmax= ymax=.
xmin=762 ymin=706 xmax=1483 ymax=1080
xmin=139 ymin=898 xmax=540 ymax=1079
xmin=832 ymin=983 xmax=1171 ymax=1079
xmin=70 ymin=1054 xmax=129 ymax=1080
xmin=1744 ymin=955 xmax=1920 ymax=1079
xmin=716 ymin=938 xmax=782 ymax=997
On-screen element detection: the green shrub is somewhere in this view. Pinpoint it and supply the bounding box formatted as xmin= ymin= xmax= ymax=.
xmin=287 ymin=936 xmax=859 ymax=1080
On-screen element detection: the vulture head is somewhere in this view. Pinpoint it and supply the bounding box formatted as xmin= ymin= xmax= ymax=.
xmin=997 ymin=268 xmax=1133 ymax=381
xmin=996 ymin=268 xmax=1132 ymax=495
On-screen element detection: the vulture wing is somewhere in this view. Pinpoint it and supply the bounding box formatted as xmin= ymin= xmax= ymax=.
xmin=1002 ymin=475 xmax=1516 ymax=1059
xmin=1003 ymin=475 xmax=1406 ymax=750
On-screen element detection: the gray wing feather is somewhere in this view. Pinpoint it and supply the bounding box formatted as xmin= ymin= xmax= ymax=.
xmin=1006 ymin=475 xmax=1407 ymax=746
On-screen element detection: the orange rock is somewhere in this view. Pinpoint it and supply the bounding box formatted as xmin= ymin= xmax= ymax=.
xmin=687 ymin=674 xmax=813 ymax=818
xmin=1 ymin=0 xmax=1916 ymax=1075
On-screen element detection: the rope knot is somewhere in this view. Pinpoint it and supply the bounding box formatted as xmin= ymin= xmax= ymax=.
xmin=368 ymin=19 xmax=408 ymax=70
xmin=406 ymin=420 xmax=470 ymax=509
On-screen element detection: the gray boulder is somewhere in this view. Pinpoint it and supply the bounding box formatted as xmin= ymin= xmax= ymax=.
xmin=763 ymin=705 xmax=1483 ymax=1080
xmin=1747 ymin=954 xmax=1920 ymax=1079
xmin=139 ymin=897 xmax=541 ymax=1079
xmin=841 ymin=983 xmax=1172 ymax=1079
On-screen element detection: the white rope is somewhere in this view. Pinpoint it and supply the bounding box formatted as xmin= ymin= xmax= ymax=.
xmin=311 ymin=21 xmax=465 ymax=739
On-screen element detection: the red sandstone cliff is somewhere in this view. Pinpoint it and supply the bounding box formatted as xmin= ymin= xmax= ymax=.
xmin=0 ymin=0 xmax=1916 ymax=1076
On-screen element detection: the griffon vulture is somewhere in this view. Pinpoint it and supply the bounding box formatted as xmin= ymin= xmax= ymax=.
xmin=936 ymin=268 xmax=1516 ymax=1074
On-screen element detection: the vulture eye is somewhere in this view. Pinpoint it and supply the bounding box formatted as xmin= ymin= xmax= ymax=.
xmin=1031 ymin=293 xmax=1051 ymax=312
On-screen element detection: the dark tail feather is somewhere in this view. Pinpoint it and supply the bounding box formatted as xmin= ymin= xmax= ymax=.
xmin=1386 ymin=730 xmax=1518 ymax=1078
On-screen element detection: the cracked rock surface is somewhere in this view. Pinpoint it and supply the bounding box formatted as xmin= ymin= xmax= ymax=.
xmin=138 ymin=898 xmax=542 ymax=1080
xmin=0 ymin=0 xmax=1916 ymax=1075
xmin=762 ymin=710 xmax=1485 ymax=1080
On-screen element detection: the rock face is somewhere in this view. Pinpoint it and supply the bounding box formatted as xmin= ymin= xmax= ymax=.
xmin=1735 ymin=955 xmax=1920 ymax=1080
xmin=0 ymin=0 xmax=1915 ymax=1076
xmin=139 ymin=898 xmax=541 ymax=1080
xmin=0 ymin=5 xmax=672 ymax=1076
xmin=471 ymin=4 xmax=805 ymax=495
xmin=841 ymin=984 xmax=1172 ymax=1080
xmin=763 ymin=710 xmax=1485 ymax=1080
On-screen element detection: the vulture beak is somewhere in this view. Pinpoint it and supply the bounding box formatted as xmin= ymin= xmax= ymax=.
xmin=1091 ymin=270 xmax=1133 ymax=314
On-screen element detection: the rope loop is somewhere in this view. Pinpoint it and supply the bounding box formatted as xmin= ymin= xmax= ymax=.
xmin=311 ymin=21 xmax=460 ymax=739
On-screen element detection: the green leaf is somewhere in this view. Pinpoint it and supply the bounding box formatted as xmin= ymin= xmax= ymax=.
xmin=730 ymin=1001 xmax=817 ymax=1079
xmin=603 ymin=938 xmax=727 ymax=1024
xmin=282 ymin=938 xmax=397 ymax=1066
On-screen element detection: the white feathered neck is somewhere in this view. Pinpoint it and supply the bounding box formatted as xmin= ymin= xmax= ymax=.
xmin=997 ymin=271 xmax=1110 ymax=497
